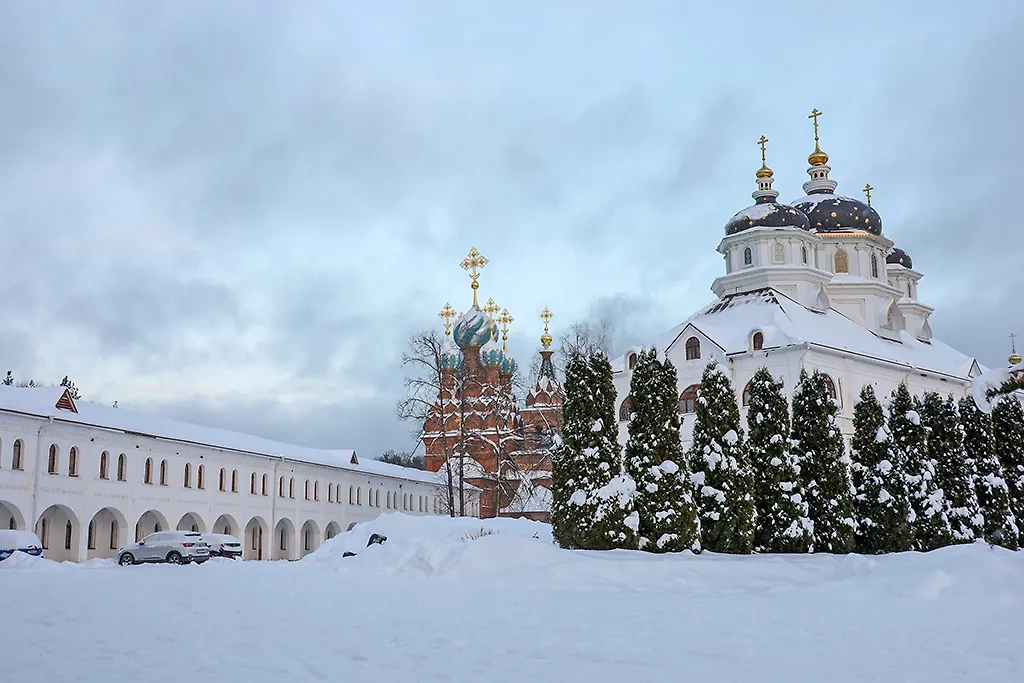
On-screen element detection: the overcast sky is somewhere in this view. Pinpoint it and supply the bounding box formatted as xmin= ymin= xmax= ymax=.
xmin=1 ymin=1 xmax=1021 ymax=458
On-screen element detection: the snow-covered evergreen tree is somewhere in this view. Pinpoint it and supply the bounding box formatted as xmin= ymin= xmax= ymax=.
xmin=959 ymin=397 xmax=1018 ymax=550
xmin=791 ymin=369 xmax=855 ymax=553
xmin=890 ymin=383 xmax=951 ymax=551
xmin=850 ymin=384 xmax=912 ymax=554
xmin=992 ymin=394 xmax=1024 ymax=548
xmin=921 ymin=393 xmax=981 ymax=544
xmin=585 ymin=351 xmax=638 ymax=550
xmin=550 ymin=352 xmax=596 ymax=549
xmin=746 ymin=367 xmax=811 ymax=553
xmin=624 ymin=348 xmax=700 ymax=553
xmin=689 ymin=361 xmax=754 ymax=554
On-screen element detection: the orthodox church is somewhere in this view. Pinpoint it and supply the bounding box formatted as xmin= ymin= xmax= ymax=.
xmin=421 ymin=249 xmax=561 ymax=520
xmin=612 ymin=109 xmax=987 ymax=447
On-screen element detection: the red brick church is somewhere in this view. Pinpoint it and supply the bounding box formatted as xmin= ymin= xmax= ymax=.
xmin=422 ymin=248 xmax=563 ymax=520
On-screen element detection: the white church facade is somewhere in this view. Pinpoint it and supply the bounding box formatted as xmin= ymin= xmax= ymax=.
xmin=613 ymin=114 xmax=983 ymax=447
xmin=0 ymin=385 xmax=475 ymax=562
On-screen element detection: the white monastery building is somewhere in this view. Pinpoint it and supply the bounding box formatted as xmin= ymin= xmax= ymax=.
xmin=0 ymin=385 xmax=475 ymax=562
xmin=613 ymin=113 xmax=983 ymax=447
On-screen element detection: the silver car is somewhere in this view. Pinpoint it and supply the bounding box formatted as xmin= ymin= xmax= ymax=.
xmin=117 ymin=531 xmax=210 ymax=566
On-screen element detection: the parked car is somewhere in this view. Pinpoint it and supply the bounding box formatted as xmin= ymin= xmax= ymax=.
xmin=0 ymin=530 xmax=43 ymax=562
xmin=117 ymin=531 xmax=210 ymax=566
xmin=202 ymin=533 xmax=242 ymax=559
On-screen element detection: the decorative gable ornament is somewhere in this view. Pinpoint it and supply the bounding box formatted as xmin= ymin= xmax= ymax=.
xmin=55 ymin=387 xmax=78 ymax=413
xmin=350 ymin=452 xmax=359 ymax=465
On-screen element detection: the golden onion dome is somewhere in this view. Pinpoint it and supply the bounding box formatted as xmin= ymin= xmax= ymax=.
xmin=808 ymin=146 xmax=829 ymax=166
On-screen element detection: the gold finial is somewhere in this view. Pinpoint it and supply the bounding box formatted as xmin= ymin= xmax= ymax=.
xmin=755 ymin=135 xmax=773 ymax=178
xmin=438 ymin=302 xmax=457 ymax=336
xmin=540 ymin=307 xmax=554 ymax=348
xmin=482 ymin=297 xmax=501 ymax=320
xmin=459 ymin=246 xmax=488 ymax=308
xmin=863 ymin=183 xmax=873 ymax=206
xmin=807 ymin=108 xmax=829 ymax=166
xmin=497 ymin=308 xmax=514 ymax=351
xmin=1010 ymin=333 xmax=1021 ymax=366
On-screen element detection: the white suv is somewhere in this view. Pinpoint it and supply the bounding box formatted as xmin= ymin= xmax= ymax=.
xmin=117 ymin=531 xmax=210 ymax=566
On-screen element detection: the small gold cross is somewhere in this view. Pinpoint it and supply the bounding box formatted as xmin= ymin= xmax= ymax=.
xmin=460 ymin=247 xmax=488 ymax=308
xmin=438 ymin=302 xmax=457 ymax=336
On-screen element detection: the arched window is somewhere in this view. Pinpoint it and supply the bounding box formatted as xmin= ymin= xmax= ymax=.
xmin=12 ymin=440 xmax=23 ymax=470
xmin=184 ymin=463 xmax=192 ymax=488
xmin=159 ymin=460 xmax=167 ymax=486
xmin=774 ymin=243 xmax=785 ymax=263
xmin=117 ymin=454 xmax=126 ymax=481
xmin=752 ymin=331 xmax=764 ymax=351
xmin=262 ymin=474 xmax=268 ymax=496
xmin=328 ymin=484 xmax=333 ymax=503
xmin=387 ymin=491 xmax=392 ymax=508
xmin=907 ymin=282 xmax=912 ymax=298
xmin=802 ymin=245 xmax=808 ymax=264
xmin=250 ymin=472 xmax=257 ymax=494
xmin=679 ymin=384 xmax=699 ymax=414
xmin=218 ymin=468 xmax=226 ymax=492
xmin=356 ymin=487 xmax=362 ymax=505
xmin=68 ymin=447 xmax=78 ymax=476
xmin=822 ymin=373 xmax=838 ymax=402
xmin=231 ymin=469 xmax=238 ymax=493
xmin=628 ymin=353 xmax=638 ymax=370
xmin=279 ymin=476 xmax=285 ymax=497
xmin=65 ymin=520 xmax=73 ymax=550
xmin=99 ymin=452 xmax=109 ymax=480
xmin=304 ymin=479 xmax=310 ymax=500
xmin=685 ymin=336 xmax=701 ymax=360
xmin=289 ymin=478 xmax=295 ymax=498
xmin=88 ymin=520 xmax=95 ymax=550
xmin=144 ymin=458 xmax=153 ymax=484
xmin=742 ymin=381 xmax=752 ymax=407
xmin=48 ymin=444 xmax=58 ymax=474
xmin=197 ymin=464 xmax=205 ymax=489
xmin=109 ymin=520 xmax=118 ymax=549
xmin=314 ymin=481 xmax=320 ymax=501
xmin=618 ymin=397 xmax=631 ymax=422
xmin=834 ymin=249 xmax=849 ymax=274
xmin=743 ymin=247 xmax=753 ymax=266
xmin=870 ymin=253 xmax=879 ymax=279
xmin=350 ymin=486 xmax=355 ymax=504
xmin=40 ymin=519 xmax=48 ymax=549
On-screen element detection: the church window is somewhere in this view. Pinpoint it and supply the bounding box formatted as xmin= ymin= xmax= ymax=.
xmin=65 ymin=520 xmax=73 ymax=550
xmin=40 ymin=518 xmax=48 ymax=549
xmin=349 ymin=486 xmax=355 ymax=504
xmin=802 ymin=246 xmax=808 ymax=264
xmin=628 ymin=353 xmax=638 ymax=370
xmin=822 ymin=374 xmax=838 ymax=403
xmin=279 ymin=476 xmax=285 ymax=497
xmin=618 ymin=397 xmax=631 ymax=422
xmin=250 ymin=472 xmax=257 ymax=494
xmin=356 ymin=487 xmax=361 ymax=505
xmin=262 ymin=474 xmax=268 ymax=496
xmin=752 ymin=332 xmax=764 ymax=351
xmin=197 ymin=464 xmax=205 ymax=489
xmin=48 ymin=444 xmax=58 ymax=474
xmin=871 ymin=254 xmax=879 ymax=279
xmin=314 ymin=481 xmax=320 ymax=502
xmin=907 ymin=282 xmax=912 ymax=298
xmin=68 ymin=447 xmax=78 ymax=477
xmin=280 ymin=528 xmax=287 ymax=552
xmin=118 ymin=454 xmax=127 ymax=481
xmin=144 ymin=458 xmax=153 ymax=484
xmin=679 ymin=384 xmax=699 ymax=414
xmin=231 ymin=469 xmax=238 ymax=493
xmin=218 ymin=468 xmax=225 ymax=492
xmin=289 ymin=478 xmax=295 ymax=499
xmin=774 ymin=243 xmax=785 ymax=263
xmin=12 ymin=440 xmax=23 ymax=470
xmin=304 ymin=479 xmax=310 ymax=500
xmin=159 ymin=460 xmax=167 ymax=486
xmin=834 ymin=249 xmax=849 ymax=274
xmin=743 ymin=247 xmax=752 ymax=266
xmin=685 ymin=337 xmax=701 ymax=360
xmin=88 ymin=521 xmax=95 ymax=550
xmin=328 ymin=483 xmax=333 ymax=503
xmin=99 ymin=452 xmax=109 ymax=480
xmin=742 ymin=382 xmax=752 ymax=407
xmin=183 ymin=462 xmax=191 ymax=487
xmin=387 ymin=491 xmax=392 ymax=508
xmin=110 ymin=521 xmax=118 ymax=549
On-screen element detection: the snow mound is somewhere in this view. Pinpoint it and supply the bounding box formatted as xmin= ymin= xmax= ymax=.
xmin=0 ymin=552 xmax=64 ymax=571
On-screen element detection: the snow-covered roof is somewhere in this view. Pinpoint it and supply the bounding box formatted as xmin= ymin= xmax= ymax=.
xmin=0 ymin=386 xmax=434 ymax=485
xmin=611 ymin=288 xmax=978 ymax=380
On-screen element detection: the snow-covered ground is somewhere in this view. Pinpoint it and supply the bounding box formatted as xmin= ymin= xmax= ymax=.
xmin=2 ymin=514 xmax=1022 ymax=682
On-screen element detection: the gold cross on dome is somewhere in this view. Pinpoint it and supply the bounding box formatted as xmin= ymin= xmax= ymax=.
xmin=460 ymin=247 xmax=488 ymax=308
xmin=482 ymin=297 xmax=501 ymax=320
xmin=758 ymin=135 xmax=769 ymax=166
xmin=540 ymin=306 xmax=554 ymax=348
xmin=497 ymin=308 xmax=514 ymax=351
xmin=809 ymin=108 xmax=823 ymax=141
xmin=864 ymin=183 xmax=873 ymax=206
xmin=438 ymin=303 xmax=457 ymax=336
xmin=1011 ymin=332 xmax=1018 ymax=349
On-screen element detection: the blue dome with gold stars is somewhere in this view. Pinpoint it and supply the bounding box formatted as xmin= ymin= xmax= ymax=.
xmin=792 ymin=192 xmax=883 ymax=235
xmin=725 ymin=197 xmax=811 ymax=235
xmin=887 ymin=247 xmax=913 ymax=269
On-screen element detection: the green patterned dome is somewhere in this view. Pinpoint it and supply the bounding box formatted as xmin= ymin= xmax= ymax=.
xmin=453 ymin=306 xmax=497 ymax=348
xmin=480 ymin=336 xmax=504 ymax=367
xmin=441 ymin=336 xmax=462 ymax=371
xmin=500 ymin=354 xmax=517 ymax=375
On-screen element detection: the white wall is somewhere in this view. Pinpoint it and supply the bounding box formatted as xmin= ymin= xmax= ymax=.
xmin=0 ymin=412 xmax=456 ymax=562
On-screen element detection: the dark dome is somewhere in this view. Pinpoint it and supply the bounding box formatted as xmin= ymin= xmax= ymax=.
xmin=792 ymin=193 xmax=882 ymax=235
xmin=886 ymin=247 xmax=913 ymax=269
xmin=725 ymin=197 xmax=811 ymax=236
